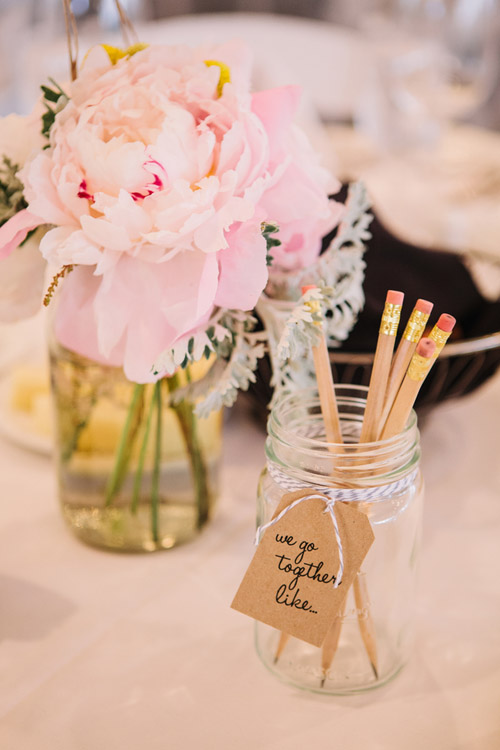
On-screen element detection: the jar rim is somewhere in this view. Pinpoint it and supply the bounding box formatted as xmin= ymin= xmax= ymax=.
xmin=268 ymin=385 xmax=418 ymax=451
xmin=265 ymin=385 xmax=420 ymax=487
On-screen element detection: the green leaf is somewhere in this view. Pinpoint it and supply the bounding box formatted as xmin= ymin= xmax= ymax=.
xmin=41 ymin=85 xmax=61 ymax=103
xmin=261 ymin=221 xmax=281 ymax=269
xmin=40 ymin=79 xmax=69 ymax=140
xmin=0 ymin=156 xmax=27 ymax=226
xmin=41 ymin=107 xmax=56 ymax=140
xmin=267 ymin=237 xmax=281 ymax=248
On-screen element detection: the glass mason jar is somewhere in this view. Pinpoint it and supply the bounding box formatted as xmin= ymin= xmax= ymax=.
xmin=255 ymin=385 xmax=423 ymax=694
xmin=49 ymin=336 xmax=222 ymax=552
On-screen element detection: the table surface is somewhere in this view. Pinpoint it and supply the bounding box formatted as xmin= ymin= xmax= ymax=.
xmin=0 ymin=371 xmax=499 ymax=750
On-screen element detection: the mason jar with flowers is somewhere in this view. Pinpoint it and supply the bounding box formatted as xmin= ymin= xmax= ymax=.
xmin=0 ymin=39 xmax=350 ymax=552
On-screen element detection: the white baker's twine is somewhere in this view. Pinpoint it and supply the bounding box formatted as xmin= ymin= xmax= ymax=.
xmin=255 ymin=491 xmax=345 ymax=588
xmin=255 ymin=462 xmax=419 ymax=590
xmin=267 ymin=462 xmax=419 ymax=502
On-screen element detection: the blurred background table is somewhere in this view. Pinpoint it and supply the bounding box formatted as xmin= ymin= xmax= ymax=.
xmin=3 ymin=8 xmax=500 ymax=258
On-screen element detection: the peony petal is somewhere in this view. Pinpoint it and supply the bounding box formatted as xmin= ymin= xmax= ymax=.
xmin=93 ymin=259 xmax=135 ymax=358
xmin=158 ymin=250 xmax=218 ymax=331
xmin=99 ymin=189 xmax=153 ymax=240
xmin=79 ymin=251 xmax=219 ymax=381
xmin=74 ymin=133 xmax=149 ymax=196
xmin=121 ymin=303 xmax=183 ymax=383
xmin=215 ymin=219 xmax=268 ymax=310
xmin=251 ymin=86 xmax=301 ymax=156
xmin=53 ymin=266 xmax=122 ymax=367
xmin=80 ymin=214 xmax=132 ymax=251
xmin=0 ymin=233 xmax=46 ymax=322
xmin=40 ymin=226 xmax=102 ymax=267
xmin=0 ymin=209 xmax=44 ymax=259
xmin=20 ymin=153 xmax=76 ymax=226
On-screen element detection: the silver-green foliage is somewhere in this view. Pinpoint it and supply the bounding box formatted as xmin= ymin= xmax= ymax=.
xmin=153 ymin=309 xmax=267 ymax=418
xmin=274 ymin=285 xmax=336 ymax=400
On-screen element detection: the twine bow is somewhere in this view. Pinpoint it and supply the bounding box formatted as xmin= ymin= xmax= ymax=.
xmin=257 ymin=462 xmax=419 ymax=591
xmin=255 ymin=492 xmax=344 ymax=589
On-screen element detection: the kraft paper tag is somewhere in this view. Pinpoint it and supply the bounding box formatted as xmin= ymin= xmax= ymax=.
xmin=231 ymin=489 xmax=375 ymax=647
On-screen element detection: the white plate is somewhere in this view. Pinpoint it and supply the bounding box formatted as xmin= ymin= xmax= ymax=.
xmin=0 ymin=375 xmax=52 ymax=456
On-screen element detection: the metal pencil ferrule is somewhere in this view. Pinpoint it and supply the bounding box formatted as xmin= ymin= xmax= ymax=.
xmin=429 ymin=327 xmax=451 ymax=355
xmin=403 ymin=310 xmax=430 ymax=343
xmin=408 ymin=353 xmax=432 ymax=381
xmin=379 ymin=303 xmax=402 ymax=336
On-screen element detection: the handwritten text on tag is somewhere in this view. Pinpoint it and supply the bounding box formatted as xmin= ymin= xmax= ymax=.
xmin=231 ymin=490 xmax=374 ymax=647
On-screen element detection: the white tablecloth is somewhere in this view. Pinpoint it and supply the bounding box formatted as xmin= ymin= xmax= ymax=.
xmin=1 ymin=372 xmax=499 ymax=749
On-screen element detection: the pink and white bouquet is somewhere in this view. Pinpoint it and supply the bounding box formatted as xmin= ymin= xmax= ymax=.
xmin=0 ymin=40 xmax=366 ymax=413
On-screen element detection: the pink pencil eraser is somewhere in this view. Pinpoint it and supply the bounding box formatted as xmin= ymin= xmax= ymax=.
xmin=386 ymin=290 xmax=404 ymax=306
xmin=416 ymin=337 xmax=436 ymax=358
xmin=301 ymin=284 xmax=317 ymax=295
xmin=415 ymin=298 xmax=433 ymax=315
xmin=437 ymin=313 xmax=456 ymax=333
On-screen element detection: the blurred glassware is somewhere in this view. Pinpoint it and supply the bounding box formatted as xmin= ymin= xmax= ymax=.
xmin=0 ymin=1 xmax=32 ymax=113
xmin=98 ymin=0 xmax=146 ymax=28
xmin=356 ymin=0 xmax=500 ymax=151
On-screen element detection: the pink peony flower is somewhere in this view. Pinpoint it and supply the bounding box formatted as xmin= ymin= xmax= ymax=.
xmin=0 ymin=231 xmax=46 ymax=322
xmin=15 ymin=42 xmax=341 ymax=381
xmin=0 ymin=113 xmax=47 ymax=320
xmin=0 ymin=113 xmax=47 ymax=259
xmin=0 ymin=208 xmax=44 ymax=260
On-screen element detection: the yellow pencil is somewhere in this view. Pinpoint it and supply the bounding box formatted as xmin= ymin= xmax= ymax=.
xmin=381 ymin=337 xmax=436 ymax=440
xmin=379 ymin=299 xmax=433 ymax=433
xmin=359 ymin=290 xmax=404 ymax=443
xmin=381 ymin=314 xmax=456 ymax=439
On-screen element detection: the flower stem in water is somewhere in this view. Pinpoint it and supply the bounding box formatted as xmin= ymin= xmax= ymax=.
xmin=151 ymin=381 xmax=162 ymax=543
xmin=104 ymin=383 xmax=144 ymax=507
xmin=167 ymin=371 xmax=210 ymax=529
xmin=131 ymin=386 xmax=156 ymax=515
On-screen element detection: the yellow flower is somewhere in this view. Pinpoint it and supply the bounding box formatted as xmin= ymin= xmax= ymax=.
xmin=100 ymin=42 xmax=149 ymax=65
xmin=204 ymin=60 xmax=231 ymax=97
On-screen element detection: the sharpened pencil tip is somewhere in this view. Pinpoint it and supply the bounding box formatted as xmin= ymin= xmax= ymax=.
xmin=273 ymin=655 xmax=279 ymax=665
xmin=371 ymin=662 xmax=378 ymax=680
xmin=320 ymin=675 xmax=326 ymax=688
